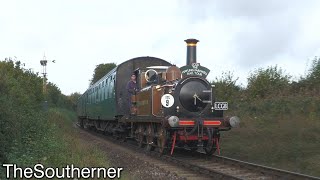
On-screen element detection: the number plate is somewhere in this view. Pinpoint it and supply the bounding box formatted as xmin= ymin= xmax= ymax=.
xmin=214 ymin=102 xmax=228 ymax=110
xmin=161 ymin=94 xmax=174 ymax=108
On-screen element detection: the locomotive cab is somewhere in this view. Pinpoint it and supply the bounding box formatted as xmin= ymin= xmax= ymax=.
xmin=134 ymin=66 xmax=169 ymax=89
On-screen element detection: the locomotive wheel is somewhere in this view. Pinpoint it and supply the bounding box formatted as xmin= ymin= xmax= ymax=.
xmin=204 ymin=128 xmax=220 ymax=156
xmin=204 ymin=137 xmax=218 ymax=155
xmin=188 ymin=141 xmax=198 ymax=152
xmin=146 ymin=124 xmax=155 ymax=151
xmin=119 ymin=132 xmax=127 ymax=142
xmin=137 ymin=125 xmax=144 ymax=148
xmin=157 ymin=126 xmax=167 ymax=154
xmin=78 ymin=118 xmax=84 ymax=128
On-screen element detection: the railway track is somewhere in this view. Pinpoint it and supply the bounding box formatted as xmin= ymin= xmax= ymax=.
xmin=77 ymin=124 xmax=320 ymax=180
xmin=159 ymin=153 xmax=320 ymax=179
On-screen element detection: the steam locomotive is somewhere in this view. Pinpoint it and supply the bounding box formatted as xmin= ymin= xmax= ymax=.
xmin=77 ymin=39 xmax=240 ymax=155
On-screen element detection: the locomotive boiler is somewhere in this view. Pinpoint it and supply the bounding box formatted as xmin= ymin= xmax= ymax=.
xmin=77 ymin=39 xmax=240 ymax=155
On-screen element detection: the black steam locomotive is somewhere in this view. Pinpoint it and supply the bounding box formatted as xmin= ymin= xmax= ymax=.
xmin=77 ymin=39 xmax=240 ymax=155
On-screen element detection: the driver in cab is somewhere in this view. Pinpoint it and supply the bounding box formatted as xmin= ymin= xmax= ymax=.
xmin=126 ymin=73 xmax=139 ymax=108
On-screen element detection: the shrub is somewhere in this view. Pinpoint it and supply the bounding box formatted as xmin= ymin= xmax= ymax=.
xmin=295 ymin=57 xmax=320 ymax=95
xmin=211 ymin=71 xmax=241 ymax=103
xmin=247 ymin=66 xmax=291 ymax=99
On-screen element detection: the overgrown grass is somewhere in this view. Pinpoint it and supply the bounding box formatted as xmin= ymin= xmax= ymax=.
xmin=47 ymin=108 xmax=129 ymax=179
xmin=0 ymin=59 xmax=126 ymax=179
xmin=221 ymin=96 xmax=320 ymax=177
xmin=44 ymin=108 xmax=109 ymax=167
xmin=0 ymin=108 xmax=110 ymax=178
xmin=213 ymin=59 xmax=320 ymax=177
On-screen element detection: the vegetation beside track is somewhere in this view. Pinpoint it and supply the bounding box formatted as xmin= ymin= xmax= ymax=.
xmin=1 ymin=56 xmax=319 ymax=178
xmin=213 ymin=57 xmax=320 ymax=177
xmin=0 ymin=59 xmax=109 ymax=178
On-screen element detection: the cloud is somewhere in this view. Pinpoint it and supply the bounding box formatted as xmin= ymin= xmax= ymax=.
xmin=179 ymin=0 xmax=320 ymax=84
xmin=1 ymin=0 xmax=320 ymax=94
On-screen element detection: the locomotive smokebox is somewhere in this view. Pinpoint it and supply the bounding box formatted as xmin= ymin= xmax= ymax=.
xmin=185 ymin=38 xmax=199 ymax=65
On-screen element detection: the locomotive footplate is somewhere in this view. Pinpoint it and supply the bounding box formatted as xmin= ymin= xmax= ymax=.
xmin=170 ymin=118 xmax=222 ymax=155
xmin=177 ymin=118 xmax=225 ymax=127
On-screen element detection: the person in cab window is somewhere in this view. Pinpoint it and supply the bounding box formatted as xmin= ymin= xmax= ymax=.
xmin=126 ymin=73 xmax=139 ymax=108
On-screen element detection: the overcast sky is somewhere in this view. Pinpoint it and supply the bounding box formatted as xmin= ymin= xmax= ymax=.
xmin=1 ymin=0 xmax=320 ymax=95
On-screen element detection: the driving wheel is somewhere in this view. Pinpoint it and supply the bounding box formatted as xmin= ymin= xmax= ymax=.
xmin=136 ymin=125 xmax=144 ymax=147
xmin=146 ymin=124 xmax=155 ymax=151
xmin=157 ymin=126 xmax=167 ymax=154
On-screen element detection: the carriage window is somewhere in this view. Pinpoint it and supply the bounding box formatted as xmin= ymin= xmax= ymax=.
xmin=105 ymin=78 xmax=109 ymax=99
xmin=96 ymin=87 xmax=98 ymax=101
xmin=108 ymin=76 xmax=113 ymax=98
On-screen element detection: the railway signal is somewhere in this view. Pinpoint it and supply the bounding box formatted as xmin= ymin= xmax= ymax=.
xmin=40 ymin=53 xmax=55 ymax=110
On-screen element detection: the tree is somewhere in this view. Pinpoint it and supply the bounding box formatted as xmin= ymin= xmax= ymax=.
xmin=90 ymin=63 xmax=116 ymax=85
xmin=295 ymin=57 xmax=320 ymax=95
xmin=211 ymin=71 xmax=241 ymax=103
xmin=47 ymin=82 xmax=62 ymax=106
xmin=306 ymin=57 xmax=320 ymax=86
xmin=68 ymin=92 xmax=82 ymax=111
xmin=247 ymin=65 xmax=291 ymax=99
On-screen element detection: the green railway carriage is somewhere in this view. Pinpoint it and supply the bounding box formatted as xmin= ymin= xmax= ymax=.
xmin=77 ymin=56 xmax=172 ymax=120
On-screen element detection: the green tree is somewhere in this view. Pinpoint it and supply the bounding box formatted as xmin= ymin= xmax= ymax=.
xmin=0 ymin=58 xmax=45 ymax=165
xmin=305 ymin=57 xmax=320 ymax=92
xmin=67 ymin=92 xmax=81 ymax=111
xmin=308 ymin=57 xmax=320 ymax=80
xmin=211 ymin=71 xmax=241 ymax=103
xmin=90 ymin=63 xmax=116 ymax=85
xmin=247 ymin=65 xmax=291 ymax=99
xmin=47 ymin=82 xmax=62 ymax=106
xmin=294 ymin=57 xmax=320 ymax=95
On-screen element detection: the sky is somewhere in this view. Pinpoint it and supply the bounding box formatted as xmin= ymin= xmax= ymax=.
xmin=1 ymin=0 xmax=320 ymax=95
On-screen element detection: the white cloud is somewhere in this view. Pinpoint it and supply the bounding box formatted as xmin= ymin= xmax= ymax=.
xmin=1 ymin=0 xmax=320 ymax=94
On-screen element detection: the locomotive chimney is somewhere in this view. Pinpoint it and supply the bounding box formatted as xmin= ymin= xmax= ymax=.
xmin=185 ymin=38 xmax=199 ymax=65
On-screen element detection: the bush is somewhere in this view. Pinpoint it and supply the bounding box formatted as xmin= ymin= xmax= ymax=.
xmin=217 ymin=61 xmax=320 ymax=176
xmin=0 ymin=59 xmax=80 ymax=177
xmin=0 ymin=59 xmax=44 ymax=165
xmin=294 ymin=57 xmax=320 ymax=95
xmin=247 ymin=66 xmax=291 ymax=99
xmin=211 ymin=71 xmax=241 ymax=104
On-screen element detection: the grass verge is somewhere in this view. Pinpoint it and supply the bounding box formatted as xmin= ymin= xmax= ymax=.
xmin=221 ymin=96 xmax=320 ymax=177
xmin=1 ymin=108 xmax=111 ymax=179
